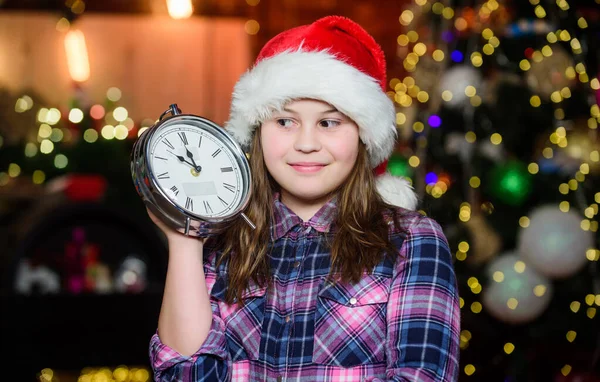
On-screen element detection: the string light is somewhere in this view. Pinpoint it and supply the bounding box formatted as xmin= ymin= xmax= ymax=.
xmin=527 ymin=163 xmax=539 ymax=174
xmin=69 ymin=108 xmax=84 ymax=123
xmin=113 ymin=107 xmax=128 ymax=122
xmin=3 ymin=85 xmax=148 ymax=192
xmin=471 ymin=301 xmax=483 ymax=313
xmin=56 ymin=17 xmax=70 ymax=32
xmin=400 ymin=10 xmax=415 ymax=26
xmin=32 ymin=170 xmax=45 ymax=185
xmin=15 ymin=95 xmax=33 ymax=113
xmin=64 ymin=29 xmax=90 ymax=82
xmin=408 ymin=156 xmax=420 ymax=167
xmin=101 ymin=125 xmax=115 ymax=140
xmin=245 ymin=20 xmax=260 ymax=35
xmin=54 ymin=154 xmax=68 ymax=169
xmin=464 ymin=364 xmax=476 ymax=376
xmin=83 ymin=129 xmax=98 ymax=143
xmin=70 ymin=0 xmax=85 ymax=14
xmin=166 ymin=0 xmax=193 ymax=19
xmin=40 ymin=139 xmax=54 ymax=154
xmin=587 ymin=308 xmax=596 ymax=319
xmin=107 ymin=87 xmax=122 ymax=102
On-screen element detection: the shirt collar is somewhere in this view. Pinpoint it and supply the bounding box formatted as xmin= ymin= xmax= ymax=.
xmin=271 ymin=193 xmax=338 ymax=240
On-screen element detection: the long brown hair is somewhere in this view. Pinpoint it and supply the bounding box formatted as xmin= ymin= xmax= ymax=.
xmin=219 ymin=128 xmax=400 ymax=304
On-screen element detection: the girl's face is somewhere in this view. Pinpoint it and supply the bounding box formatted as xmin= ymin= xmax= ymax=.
xmin=260 ymin=99 xmax=360 ymax=210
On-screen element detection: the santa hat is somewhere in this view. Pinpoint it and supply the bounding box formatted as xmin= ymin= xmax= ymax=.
xmin=225 ymin=15 xmax=418 ymax=210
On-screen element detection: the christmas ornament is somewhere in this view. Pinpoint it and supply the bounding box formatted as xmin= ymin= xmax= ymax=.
xmin=464 ymin=213 xmax=502 ymax=265
xmin=517 ymin=205 xmax=594 ymax=278
xmin=525 ymin=45 xmax=575 ymax=100
xmin=14 ymin=260 xmax=60 ymax=294
xmin=477 ymin=139 xmax=505 ymax=163
xmin=456 ymin=3 xmax=511 ymax=35
xmin=395 ymin=104 xmax=418 ymax=141
xmin=503 ymin=19 xmax=554 ymax=38
xmin=411 ymin=54 xmax=445 ymax=111
xmin=65 ymin=227 xmax=87 ymax=294
xmin=445 ymin=132 xmax=475 ymax=162
xmin=114 ymin=255 xmax=148 ymax=294
xmin=487 ymin=160 xmax=532 ymax=206
xmin=439 ymin=65 xmax=483 ymax=109
xmin=559 ymin=123 xmax=600 ymax=175
xmin=0 ymin=89 xmax=44 ymax=144
xmin=535 ymin=119 xmax=600 ymax=175
xmin=131 ymin=104 xmax=255 ymax=238
xmin=482 ymin=253 xmax=552 ymax=324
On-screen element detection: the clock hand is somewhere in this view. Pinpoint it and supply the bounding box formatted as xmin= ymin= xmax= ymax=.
xmin=167 ymin=150 xmax=196 ymax=169
xmin=185 ymin=147 xmax=202 ymax=172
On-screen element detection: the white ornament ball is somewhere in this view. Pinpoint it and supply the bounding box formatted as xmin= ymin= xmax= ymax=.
xmin=483 ymin=253 xmax=552 ymax=324
xmin=439 ymin=65 xmax=483 ymax=109
xmin=517 ymin=205 xmax=593 ymax=279
xmin=115 ymin=255 xmax=148 ymax=293
xmin=14 ymin=260 xmax=60 ymax=294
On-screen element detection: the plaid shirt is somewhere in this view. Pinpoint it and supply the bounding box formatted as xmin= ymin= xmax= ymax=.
xmin=150 ymin=196 xmax=460 ymax=381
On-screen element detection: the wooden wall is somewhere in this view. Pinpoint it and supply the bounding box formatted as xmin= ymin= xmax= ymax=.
xmin=247 ymin=0 xmax=411 ymax=77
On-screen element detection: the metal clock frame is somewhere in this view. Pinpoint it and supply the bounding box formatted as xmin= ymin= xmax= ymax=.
xmin=131 ymin=104 xmax=254 ymax=237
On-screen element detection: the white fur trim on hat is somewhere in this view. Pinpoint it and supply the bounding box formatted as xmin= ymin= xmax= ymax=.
xmin=376 ymin=172 xmax=418 ymax=210
xmin=225 ymin=50 xmax=397 ymax=168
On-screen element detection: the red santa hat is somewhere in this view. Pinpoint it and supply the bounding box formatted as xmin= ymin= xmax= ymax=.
xmin=225 ymin=15 xmax=418 ymax=210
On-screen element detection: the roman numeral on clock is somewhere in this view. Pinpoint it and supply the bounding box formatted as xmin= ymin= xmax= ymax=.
xmin=157 ymin=172 xmax=169 ymax=179
xmin=178 ymin=132 xmax=188 ymax=145
xmin=198 ymin=135 xmax=202 ymax=148
xmin=212 ymin=148 xmax=222 ymax=158
xmin=223 ymin=183 xmax=235 ymax=193
xmin=154 ymin=155 xmax=168 ymax=161
xmin=185 ymin=197 xmax=193 ymax=211
xmin=170 ymin=185 xmax=179 ymax=196
xmin=220 ymin=167 xmax=233 ymax=172
xmin=218 ymin=196 xmax=228 ymax=206
xmin=163 ymin=138 xmax=175 ymax=150
xmin=203 ymin=201 xmax=213 ymax=214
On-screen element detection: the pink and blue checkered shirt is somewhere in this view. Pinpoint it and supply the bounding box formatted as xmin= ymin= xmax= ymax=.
xmin=150 ymin=196 xmax=460 ymax=381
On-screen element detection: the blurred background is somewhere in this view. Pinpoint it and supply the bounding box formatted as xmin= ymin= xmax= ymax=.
xmin=0 ymin=0 xmax=599 ymax=381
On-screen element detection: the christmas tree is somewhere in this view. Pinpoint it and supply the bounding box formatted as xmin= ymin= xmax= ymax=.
xmin=0 ymin=0 xmax=599 ymax=380
xmin=388 ymin=0 xmax=599 ymax=380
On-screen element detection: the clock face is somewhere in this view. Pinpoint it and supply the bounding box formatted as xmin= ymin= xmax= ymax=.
xmin=147 ymin=123 xmax=245 ymax=219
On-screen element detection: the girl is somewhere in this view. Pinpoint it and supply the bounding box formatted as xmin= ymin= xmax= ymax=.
xmin=148 ymin=15 xmax=460 ymax=382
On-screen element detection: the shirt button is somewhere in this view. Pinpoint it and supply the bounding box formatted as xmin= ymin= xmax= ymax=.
xmin=285 ymin=315 xmax=292 ymax=323
xmin=349 ymin=297 xmax=358 ymax=305
xmin=293 ymin=261 xmax=300 ymax=268
xmin=277 ymin=376 xmax=283 ymax=382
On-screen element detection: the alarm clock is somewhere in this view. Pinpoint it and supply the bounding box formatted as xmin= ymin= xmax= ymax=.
xmin=131 ymin=104 xmax=255 ymax=237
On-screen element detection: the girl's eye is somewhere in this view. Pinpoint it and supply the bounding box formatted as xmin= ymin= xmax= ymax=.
xmin=319 ymin=120 xmax=340 ymax=128
xmin=277 ymin=118 xmax=295 ymax=128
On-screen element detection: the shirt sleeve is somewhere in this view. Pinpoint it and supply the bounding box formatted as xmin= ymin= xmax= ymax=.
xmin=149 ymin=251 xmax=231 ymax=382
xmin=382 ymin=215 xmax=461 ymax=382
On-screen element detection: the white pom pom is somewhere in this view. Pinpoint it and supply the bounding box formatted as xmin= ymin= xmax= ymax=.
xmin=376 ymin=172 xmax=418 ymax=210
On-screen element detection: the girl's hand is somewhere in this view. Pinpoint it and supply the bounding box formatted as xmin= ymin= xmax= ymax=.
xmin=146 ymin=207 xmax=205 ymax=245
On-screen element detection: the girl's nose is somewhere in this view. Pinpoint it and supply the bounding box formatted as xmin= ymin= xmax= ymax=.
xmin=293 ymin=125 xmax=321 ymax=153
